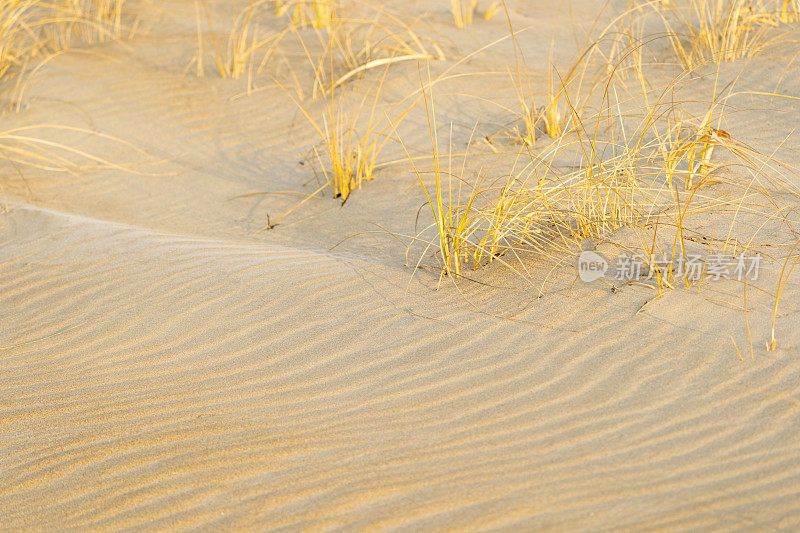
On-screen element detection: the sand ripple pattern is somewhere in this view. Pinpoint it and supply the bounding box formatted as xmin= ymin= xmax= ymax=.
xmin=2 ymin=204 xmax=800 ymax=531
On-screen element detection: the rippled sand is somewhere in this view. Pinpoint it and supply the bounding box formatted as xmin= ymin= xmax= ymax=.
xmin=3 ymin=1 xmax=800 ymax=530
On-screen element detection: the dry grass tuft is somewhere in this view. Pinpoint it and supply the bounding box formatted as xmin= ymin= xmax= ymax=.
xmin=299 ymin=7 xmax=439 ymax=100
xmin=411 ymin=66 xmax=800 ymax=297
xmin=193 ymin=0 xmax=288 ymax=91
xmin=504 ymin=22 xmax=594 ymax=146
xmin=779 ymin=0 xmax=800 ymax=22
xmin=451 ymin=0 xmax=477 ymax=28
xmin=646 ymin=0 xmax=800 ymax=69
xmin=1 ymin=0 xmax=131 ymax=95
xmin=288 ymin=35 xmax=414 ymax=202
xmin=275 ymin=0 xmax=335 ymax=29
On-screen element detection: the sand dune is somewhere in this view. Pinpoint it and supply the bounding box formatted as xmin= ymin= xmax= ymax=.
xmin=3 ymin=200 xmax=800 ymax=530
xmin=3 ymin=0 xmax=800 ymax=530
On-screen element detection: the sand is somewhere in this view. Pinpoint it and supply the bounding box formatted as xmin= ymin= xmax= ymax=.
xmin=2 ymin=0 xmax=800 ymax=530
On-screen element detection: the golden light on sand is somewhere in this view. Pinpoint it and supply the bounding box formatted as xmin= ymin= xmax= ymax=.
xmin=3 ymin=0 xmax=800 ymax=529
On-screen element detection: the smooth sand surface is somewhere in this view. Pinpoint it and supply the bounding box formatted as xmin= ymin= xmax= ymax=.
xmin=2 ymin=1 xmax=800 ymax=530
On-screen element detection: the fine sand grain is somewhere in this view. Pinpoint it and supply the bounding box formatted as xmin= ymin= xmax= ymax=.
xmin=3 ymin=0 xmax=800 ymax=530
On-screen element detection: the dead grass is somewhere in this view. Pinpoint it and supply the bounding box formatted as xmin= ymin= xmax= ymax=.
xmin=451 ymin=0 xmax=477 ymax=28
xmin=298 ymin=6 xmax=440 ymax=100
xmin=408 ymin=62 xmax=800 ymax=302
xmin=501 ymin=2 xmax=602 ymax=147
xmin=287 ymin=29 xmax=415 ymax=202
xmin=0 ymin=124 xmax=155 ymax=180
xmin=1 ymin=0 xmax=132 ymax=95
xmin=193 ymin=0 xmax=288 ymax=93
xmin=275 ymin=0 xmax=335 ymax=29
xmin=5 ymin=0 xmax=798 ymax=347
xmin=628 ymin=0 xmax=800 ymax=69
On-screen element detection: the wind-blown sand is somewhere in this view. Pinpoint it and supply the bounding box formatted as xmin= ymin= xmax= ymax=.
xmin=2 ymin=1 xmax=800 ymax=530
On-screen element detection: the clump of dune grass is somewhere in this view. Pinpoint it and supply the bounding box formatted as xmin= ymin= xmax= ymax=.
xmin=193 ymin=0 xmax=288 ymax=93
xmin=303 ymin=80 xmax=398 ymax=201
xmin=196 ymin=0 xmax=430 ymax=95
xmin=0 ymin=2 xmax=37 ymax=82
xmin=402 ymin=66 xmax=461 ymax=277
xmin=293 ymin=87 xmax=403 ymax=201
xmin=501 ymin=4 xmax=595 ymax=146
xmin=391 ymin=0 xmax=800 ymax=354
xmin=292 ymin=6 xmax=439 ymax=100
xmin=652 ymin=0 xmax=791 ymax=68
xmin=409 ymin=64 xmax=800 ymax=297
xmin=779 ymin=0 xmax=800 ymax=22
xmin=483 ymin=2 xmax=502 ymax=20
xmin=1 ymin=0 xmax=132 ymax=93
xmin=288 ymin=35 xmax=414 ymax=201
xmin=276 ymin=3 xmax=439 ymax=200
xmin=45 ymin=0 xmax=128 ymax=47
xmin=451 ymin=0 xmax=477 ymax=28
xmin=603 ymin=0 xmax=800 ymax=75
xmin=275 ymin=0 xmax=335 ymax=29
xmin=601 ymin=2 xmax=653 ymax=83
